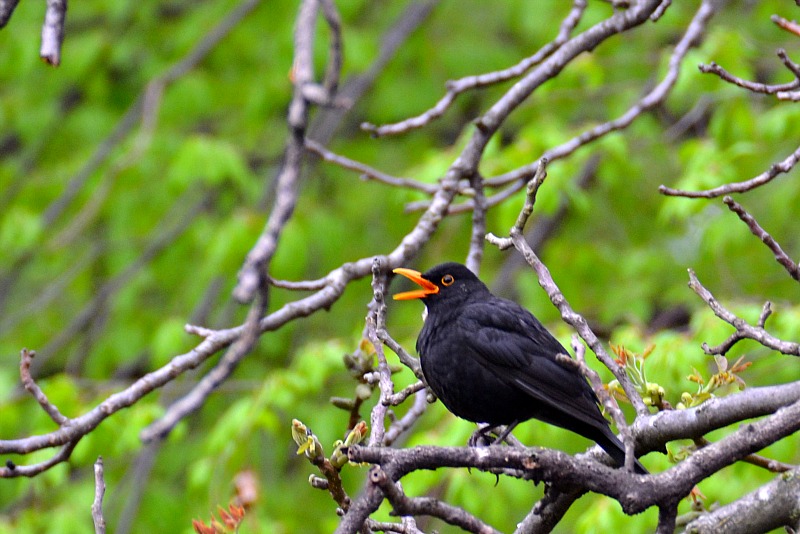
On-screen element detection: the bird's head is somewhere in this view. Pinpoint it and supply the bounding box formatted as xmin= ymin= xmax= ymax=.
xmin=392 ymin=262 xmax=489 ymax=308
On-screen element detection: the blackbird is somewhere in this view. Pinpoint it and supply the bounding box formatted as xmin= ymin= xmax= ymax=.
xmin=393 ymin=262 xmax=646 ymax=474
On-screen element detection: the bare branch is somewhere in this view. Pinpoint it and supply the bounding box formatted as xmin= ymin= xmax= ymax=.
xmin=723 ymin=196 xmax=800 ymax=281
xmin=367 ymin=258 xmax=395 ymax=447
xmin=694 ymin=436 xmax=794 ymax=473
xmin=567 ymin=337 xmax=637 ymax=472
xmin=660 ymin=143 xmax=800 ymax=197
xmin=40 ymin=0 xmax=67 ymax=66
xmin=0 ymin=0 xmax=20 ymax=27
xmin=361 ymin=0 xmax=587 ymax=136
xmin=0 ymin=440 xmax=78 ymax=477
xmin=140 ymin=275 xmax=269 ymax=442
xmin=369 ymin=467 xmax=502 ymax=534
xmin=267 ymin=275 xmax=329 ymax=291
xmin=635 ymin=381 xmax=800 ymax=452
xmin=234 ymin=0 xmax=323 ymax=303
xmin=415 ymin=0 xmax=717 ymax=214
xmin=465 ymin=172 xmax=487 ymax=274
xmin=685 ymin=468 xmax=800 ymax=533
xmin=19 ymin=349 xmax=68 ymax=426
xmin=92 ymin=457 xmax=107 ymax=534
xmin=697 ymin=58 xmax=800 ymax=95
xmin=309 ymin=0 xmax=438 ymax=145
xmin=513 ymin=490 xmax=584 ymax=534
xmin=687 ymin=270 xmax=800 ymax=356
xmin=383 ymin=389 xmax=428 ymax=447
xmin=383 ymin=381 xmax=426 ymax=407
xmin=319 ymin=0 xmax=343 ymax=94
xmin=486 ymin=162 xmax=647 ymax=415
xmin=305 ymin=139 xmax=438 ymax=193
xmin=657 ymin=502 xmax=679 ymax=534
xmin=349 ymin=397 xmax=800 ymax=516
xmin=773 ymin=14 xmax=800 ymax=38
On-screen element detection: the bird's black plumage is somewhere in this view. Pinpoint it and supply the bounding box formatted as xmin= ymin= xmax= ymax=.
xmin=393 ymin=262 xmax=646 ymax=474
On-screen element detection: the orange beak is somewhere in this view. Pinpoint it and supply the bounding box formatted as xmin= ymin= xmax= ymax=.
xmin=392 ymin=268 xmax=439 ymax=300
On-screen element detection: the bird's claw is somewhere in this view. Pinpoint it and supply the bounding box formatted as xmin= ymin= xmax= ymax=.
xmin=468 ymin=425 xmax=500 ymax=447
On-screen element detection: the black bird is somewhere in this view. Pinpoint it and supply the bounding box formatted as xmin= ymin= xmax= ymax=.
xmin=393 ymin=262 xmax=646 ymax=474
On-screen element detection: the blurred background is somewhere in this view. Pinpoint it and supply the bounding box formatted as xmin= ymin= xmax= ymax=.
xmin=1 ymin=1 xmax=799 ymax=532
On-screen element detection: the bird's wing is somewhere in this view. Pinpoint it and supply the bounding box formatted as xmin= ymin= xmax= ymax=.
xmin=460 ymin=299 xmax=610 ymax=431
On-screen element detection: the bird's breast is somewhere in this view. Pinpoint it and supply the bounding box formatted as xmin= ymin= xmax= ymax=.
xmin=417 ymin=316 xmax=538 ymax=425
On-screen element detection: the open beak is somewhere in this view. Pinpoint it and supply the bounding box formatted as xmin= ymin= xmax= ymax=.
xmin=392 ymin=268 xmax=439 ymax=300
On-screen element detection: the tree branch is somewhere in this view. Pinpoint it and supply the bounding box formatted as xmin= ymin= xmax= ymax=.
xmin=92 ymin=457 xmax=107 ymax=534
xmin=660 ymin=142 xmax=800 ymax=198
xmin=723 ymin=196 xmax=800 ymax=281
xmin=687 ymin=269 xmax=800 ymax=356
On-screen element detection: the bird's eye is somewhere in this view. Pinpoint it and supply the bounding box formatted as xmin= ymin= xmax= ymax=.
xmin=441 ymin=274 xmax=454 ymax=286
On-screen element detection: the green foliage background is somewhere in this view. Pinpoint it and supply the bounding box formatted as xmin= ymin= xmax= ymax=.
xmin=1 ymin=1 xmax=799 ymax=532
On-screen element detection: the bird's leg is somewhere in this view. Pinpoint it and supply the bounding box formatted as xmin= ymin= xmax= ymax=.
xmin=491 ymin=420 xmax=520 ymax=445
xmin=468 ymin=421 xmax=521 ymax=446
xmin=468 ymin=424 xmax=498 ymax=447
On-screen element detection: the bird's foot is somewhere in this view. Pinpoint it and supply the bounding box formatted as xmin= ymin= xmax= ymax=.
xmin=468 ymin=425 xmax=497 ymax=447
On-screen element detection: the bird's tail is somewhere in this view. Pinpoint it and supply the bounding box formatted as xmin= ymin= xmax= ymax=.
xmin=594 ymin=430 xmax=648 ymax=474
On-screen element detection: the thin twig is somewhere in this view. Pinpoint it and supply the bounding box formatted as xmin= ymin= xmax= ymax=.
xmin=411 ymin=0 xmax=717 ymax=214
xmin=267 ymin=275 xmax=329 ymax=291
xmin=140 ymin=275 xmax=269 ymax=442
xmin=305 ymin=139 xmax=438 ymax=193
xmin=486 ymin=163 xmax=647 ymax=414
xmin=567 ymin=337 xmax=636 ymax=471
xmin=723 ymin=196 xmax=800 ymax=281
xmin=367 ymin=257 xmax=395 ymax=447
xmin=40 ymin=0 xmax=67 ymax=66
xmin=92 ymin=457 xmax=107 ymax=534
xmin=660 ymin=143 xmax=800 ymax=198
xmin=383 ymin=389 xmax=428 ymax=446
xmin=0 ymin=0 xmax=20 ymax=27
xmin=383 ymin=381 xmax=426 ymax=407
xmin=773 ymin=14 xmax=800 ymax=38
xmin=687 ymin=269 xmax=800 ymax=356
xmin=694 ymin=436 xmax=794 ymax=473
xmin=465 ymin=172 xmax=487 ymax=274
xmin=361 ymin=0 xmax=587 ymax=137
xmin=369 ymin=467 xmax=502 ymax=534
xmin=234 ymin=0 xmax=326 ymax=303
xmin=319 ymin=0 xmax=343 ymax=94
xmin=20 ymin=349 xmax=69 ymax=425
